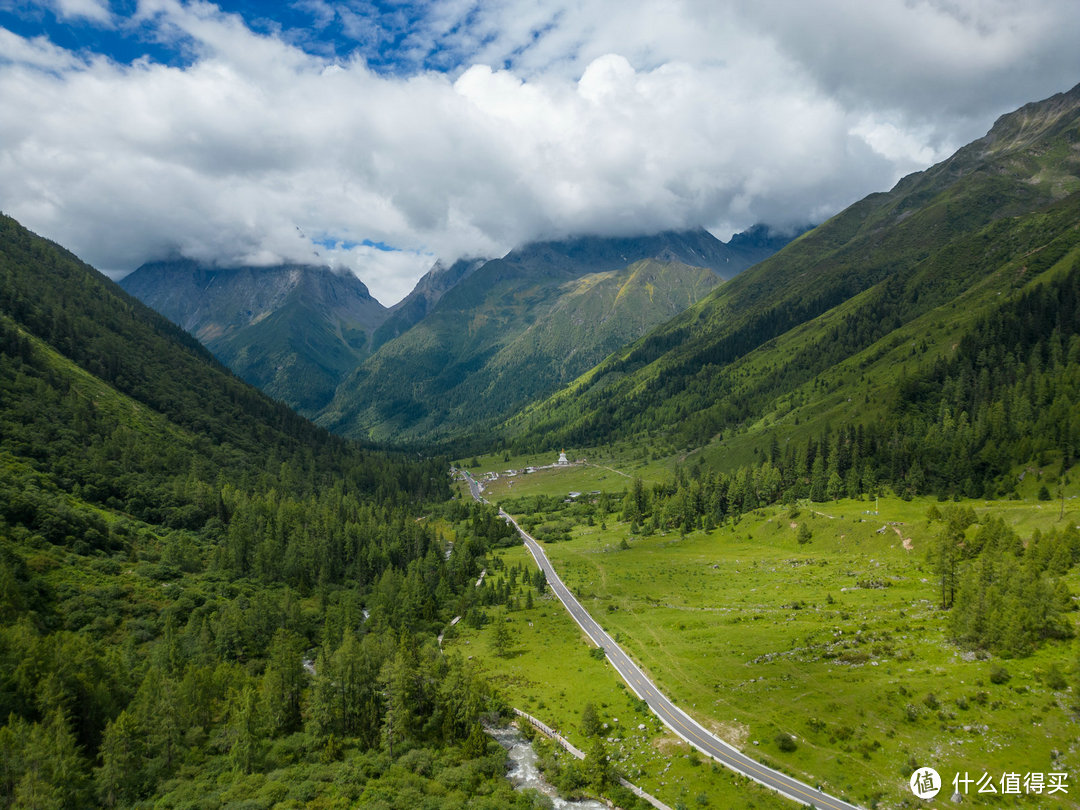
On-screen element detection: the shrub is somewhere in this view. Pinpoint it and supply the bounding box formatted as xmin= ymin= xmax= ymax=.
xmin=1043 ymin=664 xmax=1067 ymax=690
xmin=581 ymin=702 xmax=602 ymax=737
xmin=775 ymin=732 xmax=797 ymax=752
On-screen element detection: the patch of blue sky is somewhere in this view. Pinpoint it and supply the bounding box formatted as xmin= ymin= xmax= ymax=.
xmin=0 ymin=0 xmax=480 ymax=75
xmin=0 ymin=0 xmax=197 ymax=67
xmin=314 ymin=236 xmax=399 ymax=252
xmin=314 ymin=0 xmax=482 ymax=75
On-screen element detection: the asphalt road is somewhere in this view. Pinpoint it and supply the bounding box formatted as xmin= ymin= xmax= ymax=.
xmin=459 ymin=471 xmax=862 ymax=809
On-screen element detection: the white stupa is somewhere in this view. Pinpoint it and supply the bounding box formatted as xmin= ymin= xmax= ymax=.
xmin=557 ymin=449 xmax=569 ymax=465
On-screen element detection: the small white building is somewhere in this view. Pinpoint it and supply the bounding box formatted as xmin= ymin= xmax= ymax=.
xmin=557 ymin=449 xmax=569 ymax=465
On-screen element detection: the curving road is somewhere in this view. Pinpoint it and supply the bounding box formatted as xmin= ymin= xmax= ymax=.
xmin=461 ymin=471 xmax=861 ymax=809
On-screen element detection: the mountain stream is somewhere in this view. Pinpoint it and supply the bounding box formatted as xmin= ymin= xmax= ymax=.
xmin=486 ymin=723 xmax=607 ymax=810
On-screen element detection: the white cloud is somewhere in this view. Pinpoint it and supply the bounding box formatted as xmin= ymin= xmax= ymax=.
xmin=0 ymin=0 xmax=1078 ymax=305
xmin=0 ymin=27 xmax=82 ymax=71
xmin=53 ymin=0 xmax=111 ymax=24
xmin=851 ymin=116 xmax=947 ymax=167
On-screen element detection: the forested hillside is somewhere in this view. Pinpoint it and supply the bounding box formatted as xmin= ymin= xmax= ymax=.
xmin=0 ymin=214 xmax=540 ymax=808
xmin=483 ymin=87 xmax=1080 ymax=667
xmin=319 ymin=227 xmax=793 ymax=445
xmin=505 ymin=83 xmax=1080 ymax=498
xmin=120 ymin=260 xmax=389 ymax=415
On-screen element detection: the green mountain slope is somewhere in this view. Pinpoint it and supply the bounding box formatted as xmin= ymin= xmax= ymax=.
xmin=120 ymin=260 xmax=388 ymax=414
xmin=505 ymin=82 xmax=1080 ymax=481
xmin=0 ymin=214 xmax=528 ymax=807
xmin=370 ymin=256 xmax=488 ymax=352
xmin=319 ymin=227 xmax=792 ymax=444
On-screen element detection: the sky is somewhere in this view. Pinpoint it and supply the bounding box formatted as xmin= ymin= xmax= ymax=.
xmin=1 ymin=1 xmax=1079 ymax=306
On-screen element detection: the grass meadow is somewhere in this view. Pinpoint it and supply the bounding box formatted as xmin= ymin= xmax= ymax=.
xmin=442 ymin=542 xmax=790 ymax=810
xmin=452 ymin=460 xmax=1080 ymax=808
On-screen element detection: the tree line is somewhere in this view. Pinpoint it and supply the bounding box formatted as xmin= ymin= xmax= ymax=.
xmin=0 ymin=214 xmax=538 ymax=808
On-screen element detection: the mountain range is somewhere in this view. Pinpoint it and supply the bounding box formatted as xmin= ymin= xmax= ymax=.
xmin=502 ymin=81 xmax=1080 ymax=490
xmin=3 ymin=79 xmax=1080 ymax=810
xmin=119 ymin=260 xmax=388 ymax=413
xmin=318 ymin=226 xmax=796 ymax=443
xmin=100 ymin=82 xmax=1080 ymax=482
xmin=370 ymin=256 xmax=488 ymax=352
xmin=120 ymin=224 xmax=795 ymax=435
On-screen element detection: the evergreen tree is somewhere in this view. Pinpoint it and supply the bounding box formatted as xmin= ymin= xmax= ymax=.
xmin=226 ymin=685 xmax=262 ymax=774
xmin=130 ymin=668 xmax=183 ymax=781
xmin=260 ymin=628 xmax=305 ymax=736
xmin=809 ymin=455 xmax=827 ymax=502
xmin=584 ymin=736 xmax=614 ymax=793
xmin=10 ymin=709 xmax=89 ymax=810
xmin=580 ymin=702 xmax=602 ymax=737
xmin=94 ymin=710 xmax=144 ymax=807
xmin=305 ymin=646 xmax=336 ymax=741
xmin=490 ymin=620 xmax=513 ymax=658
xmin=932 ymin=507 xmax=974 ymax=609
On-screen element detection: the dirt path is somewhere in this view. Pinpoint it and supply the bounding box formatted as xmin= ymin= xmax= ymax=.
xmin=894 ymin=526 xmax=913 ymax=551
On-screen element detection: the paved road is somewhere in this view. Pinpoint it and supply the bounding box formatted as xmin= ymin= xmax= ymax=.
xmin=459 ymin=471 xmax=861 ymax=809
xmin=462 ymin=470 xmax=485 ymax=502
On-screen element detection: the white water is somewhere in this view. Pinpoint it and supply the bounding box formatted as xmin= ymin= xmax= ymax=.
xmin=486 ymin=724 xmax=607 ymax=810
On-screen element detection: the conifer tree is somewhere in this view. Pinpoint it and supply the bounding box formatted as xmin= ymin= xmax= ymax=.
xmin=226 ymin=685 xmax=262 ymax=774
xmin=260 ymin=628 xmax=305 ymax=736
xmin=490 ymin=620 xmax=513 ymax=658
xmin=580 ymin=702 xmax=601 ymax=737
xmin=95 ymin=710 xmax=143 ymax=807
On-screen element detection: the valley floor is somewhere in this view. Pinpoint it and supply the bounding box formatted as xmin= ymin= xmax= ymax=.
xmin=446 ymin=459 xmax=1080 ymax=809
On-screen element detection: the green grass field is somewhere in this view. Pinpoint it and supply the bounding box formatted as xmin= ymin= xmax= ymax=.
xmin=456 ymin=447 xmax=675 ymax=492
xmin=443 ymin=543 xmax=791 ymax=810
xmin=454 ymin=457 xmax=1080 ymax=808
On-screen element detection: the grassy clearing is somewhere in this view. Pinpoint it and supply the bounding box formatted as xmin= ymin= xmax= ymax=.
xmin=550 ymin=506 xmax=1077 ymax=807
xmin=461 ymin=456 xmax=1080 ymax=808
xmin=474 ymin=464 xmax=628 ymax=501
xmin=443 ymin=543 xmax=790 ymax=810
xmin=457 ymin=447 xmax=675 ymax=489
